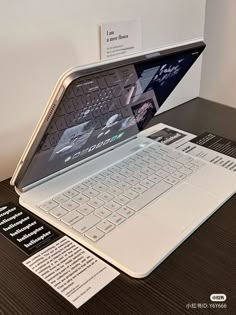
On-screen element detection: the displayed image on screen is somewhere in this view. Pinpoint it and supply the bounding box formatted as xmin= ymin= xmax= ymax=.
xmin=19 ymin=45 xmax=204 ymax=188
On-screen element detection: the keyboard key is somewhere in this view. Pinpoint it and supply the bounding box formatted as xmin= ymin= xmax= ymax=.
xmin=123 ymin=189 xmax=139 ymax=200
xmin=153 ymin=147 xmax=165 ymax=156
xmin=73 ymin=183 xmax=88 ymax=193
xmin=101 ymin=169 xmax=114 ymax=177
xmin=161 ymin=155 xmax=173 ymax=163
xmin=109 ymin=165 xmax=122 ymax=173
xmin=113 ymin=194 xmax=130 ymax=205
xmin=110 ymin=173 xmax=126 ymax=182
xmin=167 ymin=151 xmax=183 ymax=159
xmin=117 ymin=206 xmax=135 ymax=218
xmin=83 ymin=188 xmax=99 ymax=198
xmin=88 ymin=198 xmax=104 ymax=208
xmin=116 ymin=181 xmax=131 ymax=191
xmin=144 ymin=149 xmax=156 ymax=156
xmin=157 ymin=169 xmax=169 ymax=178
xmin=140 ymin=167 xmax=155 ymax=176
xmin=164 ymin=175 xmax=179 ymax=185
xmin=107 ymin=213 xmax=126 ymax=225
xmin=73 ymin=214 xmax=100 ymax=234
xmin=119 ymin=168 xmax=133 ymax=177
xmin=172 ymin=171 xmax=186 ymax=180
xmin=93 ymin=183 xmax=108 ymax=192
xmin=142 ymin=155 xmax=155 ymax=163
xmin=135 ymin=160 xmax=148 ymax=168
xmin=150 ymin=152 xmax=163 ymax=161
xmin=65 ymin=113 xmax=76 ymax=127
xmin=144 ymin=146 xmax=158 ymax=153
xmin=50 ymin=206 xmax=68 ymax=218
xmin=125 ymin=176 xmax=139 ymax=186
xmin=121 ymin=106 xmax=131 ymax=118
xmin=63 ymin=189 xmax=78 ymax=198
xmin=191 ymin=159 xmax=205 ymax=167
xmin=55 ymin=105 xmax=66 ymax=117
xmin=107 ymin=187 xmax=123 ymax=196
xmin=185 ymin=162 xmax=195 ymax=169
xmin=53 ymin=194 xmax=69 ymax=204
xmin=94 ymin=207 xmax=112 ymax=219
xmin=73 ymin=83 xmax=84 ymax=96
xmin=61 ymin=211 xmax=84 ymax=225
xmin=98 ymin=191 xmax=114 ymax=202
xmin=162 ymin=165 xmax=176 ymax=174
xmin=132 ymin=184 xmax=147 ymax=194
xmin=177 ymin=155 xmax=193 ymax=164
xmin=133 ymin=154 xmax=145 ymax=161
xmin=148 ymin=174 xmax=163 ymax=183
xmin=140 ymin=179 xmax=155 ymax=189
xmin=92 ymin=107 xmax=101 ymax=118
xmin=158 ymin=145 xmax=172 ymax=153
xmin=190 ymin=165 xmax=200 ymax=172
xmin=96 ymin=76 xmax=107 ymax=89
xmin=136 ymin=150 xmax=147 ymax=157
xmin=64 ymin=99 xmax=75 ymax=113
xmin=61 ymin=200 xmax=78 ymax=211
xmin=118 ymin=160 xmax=130 ymax=167
xmin=47 ymin=120 xmax=57 ymax=134
xmin=104 ymin=201 xmax=121 ymax=212
xmin=128 ymin=181 xmax=172 ymax=212
xmin=83 ymin=178 xmax=97 ymax=187
xmin=85 ymin=227 xmax=104 ymax=242
xmin=126 ymin=164 xmax=140 ymax=172
xmin=133 ymin=171 xmax=147 ymax=180
xmin=77 ymin=204 xmax=95 ymax=215
xmin=73 ymin=194 xmax=89 ymax=204
xmin=65 ymin=86 xmax=74 ymax=98
xmin=41 ymin=137 xmax=51 ymax=151
xmin=155 ymin=158 xmax=168 ymax=167
xmin=169 ymin=161 xmax=182 ymax=169
xmin=124 ymin=156 xmax=136 ymax=164
xmin=103 ymin=178 xmax=118 ymax=186
xmin=93 ymin=173 xmax=106 ymax=182
xmin=149 ymin=162 xmax=162 ymax=171
xmin=97 ymin=220 xmax=115 ymax=233
xmin=179 ymin=167 xmax=193 ymax=175
xmin=40 ymin=200 xmax=58 ymax=212
xmin=55 ymin=117 xmax=67 ymax=130
xmin=48 ymin=134 xmax=59 ymax=147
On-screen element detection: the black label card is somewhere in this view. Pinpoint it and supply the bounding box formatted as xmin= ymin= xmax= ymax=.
xmin=190 ymin=132 xmax=236 ymax=159
xmin=0 ymin=202 xmax=62 ymax=255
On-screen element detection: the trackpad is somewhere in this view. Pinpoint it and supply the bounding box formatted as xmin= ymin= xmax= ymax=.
xmin=143 ymin=183 xmax=218 ymax=232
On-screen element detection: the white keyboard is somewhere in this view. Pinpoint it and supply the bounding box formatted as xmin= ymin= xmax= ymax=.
xmin=40 ymin=143 xmax=205 ymax=242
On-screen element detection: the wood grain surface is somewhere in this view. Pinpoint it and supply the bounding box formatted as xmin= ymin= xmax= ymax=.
xmin=0 ymin=98 xmax=236 ymax=315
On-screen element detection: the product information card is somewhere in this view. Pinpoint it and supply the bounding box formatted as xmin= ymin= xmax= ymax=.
xmin=23 ymin=236 xmax=119 ymax=308
xmin=100 ymin=20 xmax=142 ymax=60
xmin=141 ymin=123 xmax=236 ymax=172
xmin=0 ymin=202 xmax=61 ymax=254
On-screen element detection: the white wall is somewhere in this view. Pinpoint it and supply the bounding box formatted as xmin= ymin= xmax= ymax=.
xmin=200 ymin=0 xmax=236 ymax=107
xmin=0 ymin=0 xmax=206 ymax=181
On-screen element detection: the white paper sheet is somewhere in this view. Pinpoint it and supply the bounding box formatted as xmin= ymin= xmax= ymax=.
xmin=23 ymin=236 xmax=119 ymax=308
xmin=140 ymin=123 xmax=236 ymax=172
xmin=100 ymin=20 xmax=142 ymax=60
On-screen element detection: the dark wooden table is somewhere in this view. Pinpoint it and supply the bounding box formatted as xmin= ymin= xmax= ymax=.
xmin=1 ymin=98 xmax=236 ymax=315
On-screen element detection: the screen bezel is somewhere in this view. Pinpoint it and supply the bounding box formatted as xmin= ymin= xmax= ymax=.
xmin=13 ymin=40 xmax=206 ymax=190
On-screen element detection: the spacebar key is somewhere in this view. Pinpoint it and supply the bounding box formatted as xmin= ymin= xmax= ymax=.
xmin=128 ymin=181 xmax=172 ymax=211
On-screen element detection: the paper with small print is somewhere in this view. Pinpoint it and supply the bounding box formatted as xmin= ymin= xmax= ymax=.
xmin=100 ymin=20 xmax=141 ymax=60
xmin=23 ymin=236 xmax=119 ymax=308
xmin=140 ymin=123 xmax=236 ymax=172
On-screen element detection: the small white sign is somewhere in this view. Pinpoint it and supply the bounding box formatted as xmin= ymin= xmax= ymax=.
xmin=23 ymin=236 xmax=119 ymax=308
xmin=100 ymin=20 xmax=142 ymax=60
